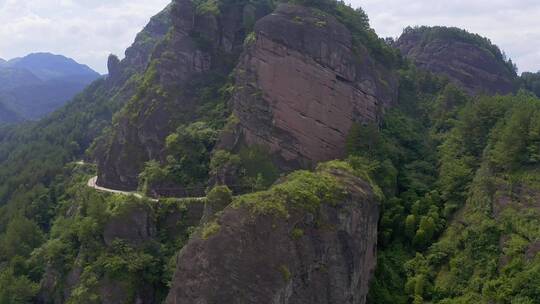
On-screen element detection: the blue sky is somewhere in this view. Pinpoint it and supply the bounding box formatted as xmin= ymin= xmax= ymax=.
xmin=1 ymin=0 xmax=539 ymax=74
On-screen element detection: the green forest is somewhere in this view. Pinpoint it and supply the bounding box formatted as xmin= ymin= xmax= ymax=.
xmin=0 ymin=0 xmax=540 ymax=303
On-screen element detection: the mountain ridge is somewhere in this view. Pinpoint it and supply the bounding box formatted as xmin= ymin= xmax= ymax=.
xmin=395 ymin=25 xmax=518 ymax=95
xmin=0 ymin=52 xmax=100 ymax=122
xmin=5 ymin=52 xmax=99 ymax=81
xmin=0 ymin=0 xmax=539 ymax=303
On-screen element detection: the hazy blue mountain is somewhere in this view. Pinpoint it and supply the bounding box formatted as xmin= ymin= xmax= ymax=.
xmin=6 ymin=52 xmax=99 ymax=82
xmin=0 ymin=53 xmax=100 ymax=122
xmin=0 ymin=66 xmax=42 ymax=90
xmin=0 ymin=100 xmax=22 ymax=124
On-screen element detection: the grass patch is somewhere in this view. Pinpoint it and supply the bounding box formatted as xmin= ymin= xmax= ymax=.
xmin=201 ymin=221 xmax=221 ymax=240
xmin=279 ymin=265 xmax=291 ymax=282
xmin=232 ymin=169 xmax=345 ymax=218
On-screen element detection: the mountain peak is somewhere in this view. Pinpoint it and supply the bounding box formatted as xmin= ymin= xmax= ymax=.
xmin=396 ymin=25 xmax=518 ymax=95
xmin=6 ymin=52 xmax=99 ymax=81
xmin=0 ymin=52 xmax=101 ymax=121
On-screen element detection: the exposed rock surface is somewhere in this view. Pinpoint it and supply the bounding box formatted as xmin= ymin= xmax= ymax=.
xmin=97 ymin=0 xmax=272 ymax=190
xmin=166 ymin=168 xmax=380 ymax=304
xmin=108 ymin=3 xmax=174 ymax=85
xmin=103 ymin=203 xmax=156 ymax=246
xmin=395 ymin=26 xmax=517 ymax=95
xmin=225 ymin=4 xmax=398 ymax=170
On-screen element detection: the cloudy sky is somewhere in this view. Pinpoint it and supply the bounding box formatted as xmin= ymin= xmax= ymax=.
xmin=1 ymin=0 xmax=539 ymax=74
xmin=358 ymin=0 xmax=540 ymax=74
xmin=0 ymin=0 xmax=170 ymax=74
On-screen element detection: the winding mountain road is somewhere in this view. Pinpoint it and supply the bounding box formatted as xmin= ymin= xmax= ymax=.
xmin=80 ymin=158 xmax=206 ymax=201
xmin=87 ymin=176 xmax=158 ymax=202
xmin=86 ymin=175 xmax=206 ymax=202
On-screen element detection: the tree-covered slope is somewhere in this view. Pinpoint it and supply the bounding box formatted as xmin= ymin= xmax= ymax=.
xmin=0 ymin=0 xmax=540 ymax=303
xmin=0 ymin=3 xmax=173 ymax=218
xmin=355 ymin=66 xmax=540 ymax=303
xmin=0 ymin=0 xmax=396 ymax=302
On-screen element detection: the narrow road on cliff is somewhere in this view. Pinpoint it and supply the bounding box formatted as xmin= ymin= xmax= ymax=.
xmin=87 ymin=175 xmax=206 ymax=202
xmin=87 ymin=176 xmax=159 ymax=202
xmin=79 ymin=159 xmax=206 ymax=201
xmin=87 ymin=176 xmax=144 ymax=198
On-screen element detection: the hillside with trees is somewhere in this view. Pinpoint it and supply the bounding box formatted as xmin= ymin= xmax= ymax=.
xmin=0 ymin=0 xmax=539 ymax=303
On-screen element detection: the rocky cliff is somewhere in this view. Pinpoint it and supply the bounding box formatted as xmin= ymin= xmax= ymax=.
xmin=223 ymin=4 xmax=398 ymax=170
xmin=97 ymin=0 xmax=272 ymax=190
xmin=395 ymin=26 xmax=517 ymax=95
xmin=166 ymin=165 xmax=380 ymax=304
xmin=107 ymin=4 xmax=173 ymax=85
xmin=96 ymin=0 xmax=399 ymax=191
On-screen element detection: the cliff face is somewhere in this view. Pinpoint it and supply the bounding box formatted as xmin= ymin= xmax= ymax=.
xmin=166 ymin=167 xmax=380 ymax=304
xmin=224 ymin=4 xmax=398 ymax=170
xmin=395 ymin=26 xmax=517 ymax=96
xmin=107 ymin=4 xmax=173 ymax=85
xmin=97 ymin=0 xmax=272 ymax=190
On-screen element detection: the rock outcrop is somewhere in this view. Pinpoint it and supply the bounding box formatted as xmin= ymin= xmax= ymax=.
xmin=166 ymin=167 xmax=380 ymax=304
xmin=395 ymin=26 xmax=517 ymax=95
xmin=103 ymin=203 xmax=156 ymax=246
xmin=224 ymin=4 xmax=398 ymax=170
xmin=107 ymin=3 xmax=174 ymax=85
xmin=97 ymin=0 xmax=273 ymax=190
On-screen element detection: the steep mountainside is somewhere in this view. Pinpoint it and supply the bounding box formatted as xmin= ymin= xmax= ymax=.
xmin=166 ymin=165 xmax=380 ymax=304
xmin=95 ymin=0 xmax=273 ymax=191
xmin=1 ymin=0 xmax=540 ymax=303
xmin=96 ymin=0 xmax=398 ymax=193
xmin=222 ymin=4 xmax=397 ymax=171
xmin=0 ymin=53 xmax=100 ymax=122
xmin=0 ymin=4 xmax=172 ymax=209
xmin=395 ymin=26 xmax=518 ymax=95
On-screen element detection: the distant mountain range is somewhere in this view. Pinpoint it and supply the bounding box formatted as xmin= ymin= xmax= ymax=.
xmin=0 ymin=53 xmax=100 ymax=123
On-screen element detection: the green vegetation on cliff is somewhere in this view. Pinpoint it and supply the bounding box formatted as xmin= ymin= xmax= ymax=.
xmin=356 ymin=62 xmax=540 ymax=303
xmin=402 ymin=26 xmax=517 ymax=76
xmin=1 ymin=0 xmax=540 ymax=302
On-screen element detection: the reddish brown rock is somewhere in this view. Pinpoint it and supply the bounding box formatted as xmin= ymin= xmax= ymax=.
xmin=97 ymin=0 xmax=273 ymax=190
xmin=395 ymin=26 xmax=518 ymax=96
xmin=166 ymin=168 xmax=380 ymax=304
xmin=227 ymin=4 xmax=398 ymax=170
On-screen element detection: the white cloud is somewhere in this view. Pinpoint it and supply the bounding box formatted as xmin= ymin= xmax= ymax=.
xmin=353 ymin=0 xmax=540 ymax=74
xmin=0 ymin=0 xmax=170 ymax=73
